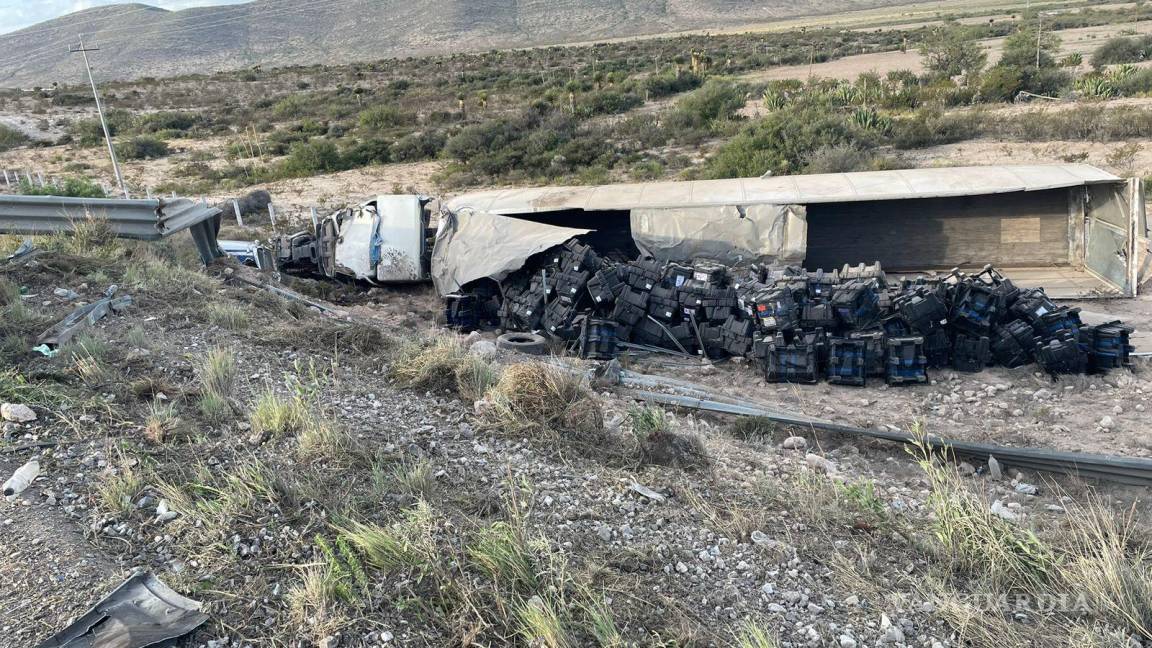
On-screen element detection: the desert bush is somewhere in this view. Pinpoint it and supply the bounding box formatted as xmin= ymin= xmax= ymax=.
xmin=703 ymin=103 xmax=855 ymax=178
xmin=574 ymin=90 xmax=643 ymax=116
xmin=644 ymin=70 xmax=704 ymax=98
xmin=18 ymin=176 xmax=105 ymax=198
xmin=979 ymin=66 xmax=1026 ymax=102
xmin=630 ymin=406 xmax=708 ymax=469
xmin=1090 ymin=35 xmax=1152 ymax=68
xmin=389 ymin=335 xmax=470 ymax=392
xmin=481 ymin=363 xmax=603 ymax=439
xmin=281 ymin=139 xmax=343 ymax=175
xmin=116 ymin=135 xmax=170 ymax=160
xmin=802 ymin=143 xmax=907 ymax=174
xmin=358 ymin=105 xmax=415 ymax=130
xmin=0 ymin=124 xmax=27 ymax=152
xmin=389 ymin=130 xmax=446 ymax=162
xmin=890 ymin=108 xmax=980 ymax=149
xmin=341 ymin=135 xmax=392 ymax=167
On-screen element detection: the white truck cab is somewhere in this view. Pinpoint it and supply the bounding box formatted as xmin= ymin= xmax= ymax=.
xmin=270 ymin=194 xmax=434 ymax=284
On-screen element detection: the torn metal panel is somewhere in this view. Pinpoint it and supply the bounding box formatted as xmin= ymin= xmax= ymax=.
xmin=431 ymin=208 xmax=591 ymax=295
xmin=0 ymin=194 xmax=223 ymax=264
xmin=630 ymin=203 xmax=807 ymax=266
xmin=37 ymin=285 xmax=132 ymax=348
xmin=36 ymin=571 xmax=207 ymax=648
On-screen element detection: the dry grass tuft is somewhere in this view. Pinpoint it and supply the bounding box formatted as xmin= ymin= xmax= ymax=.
xmin=207 ymin=302 xmax=251 ymax=330
xmin=481 ymin=363 xmax=603 ymax=439
xmin=195 ymin=347 xmax=237 ymax=423
xmin=389 ymin=334 xmax=469 ymax=392
xmin=249 ymin=389 xmax=309 ymax=439
xmin=97 ymin=451 xmax=144 ymax=518
xmin=144 ymin=401 xmax=178 ymax=444
xmin=454 ymin=354 xmax=499 ymax=400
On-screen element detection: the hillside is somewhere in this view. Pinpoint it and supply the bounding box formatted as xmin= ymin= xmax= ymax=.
xmin=0 ymin=0 xmax=915 ymax=87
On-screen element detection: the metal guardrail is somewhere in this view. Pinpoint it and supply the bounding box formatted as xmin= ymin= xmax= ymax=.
xmin=0 ymin=194 xmax=223 ymax=263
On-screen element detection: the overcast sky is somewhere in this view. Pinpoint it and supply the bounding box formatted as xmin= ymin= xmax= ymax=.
xmin=0 ymin=1 xmax=249 ymax=34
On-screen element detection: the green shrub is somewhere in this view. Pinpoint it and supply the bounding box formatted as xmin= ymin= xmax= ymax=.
xmin=19 ymin=177 xmax=106 ymax=198
xmin=0 ymin=124 xmax=27 ymax=152
xmin=1090 ymin=35 xmax=1152 ymax=68
xmin=281 ymin=139 xmax=343 ymax=175
xmin=574 ymin=90 xmax=643 ymax=116
xmin=358 ymin=106 xmax=414 ymax=130
xmin=979 ymin=66 xmax=1026 ymax=102
xmin=644 ymin=71 xmax=704 ymax=98
xmin=341 ymin=136 xmax=392 ymax=167
xmin=702 ymin=104 xmax=854 ymax=178
xmin=390 ymin=130 xmax=446 ymax=162
xmin=116 ymin=135 xmax=170 ymax=160
xmin=891 ymin=108 xmax=981 ymax=149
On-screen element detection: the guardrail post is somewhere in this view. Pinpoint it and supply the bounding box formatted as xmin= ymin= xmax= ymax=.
xmin=310 ymin=207 xmax=318 ymax=230
xmin=267 ymin=202 xmax=277 ymax=229
xmin=232 ymin=199 xmax=245 ymax=227
xmin=2 ymin=170 xmax=10 ymax=186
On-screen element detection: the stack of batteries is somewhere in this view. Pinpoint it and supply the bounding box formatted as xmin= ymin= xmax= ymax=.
xmin=477 ymin=240 xmax=1135 ymax=385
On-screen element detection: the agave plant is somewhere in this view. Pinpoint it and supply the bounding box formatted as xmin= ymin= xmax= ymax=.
xmin=1108 ymin=63 xmax=1137 ymax=81
xmin=761 ymin=88 xmax=789 ymax=111
xmin=851 ymin=107 xmax=892 ymax=133
xmin=1076 ymin=75 xmax=1117 ymax=99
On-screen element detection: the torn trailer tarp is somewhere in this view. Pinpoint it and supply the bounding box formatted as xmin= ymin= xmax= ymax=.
xmin=432 ymin=209 xmax=590 ymax=295
xmin=432 ymin=204 xmax=806 ymax=295
xmin=631 ymin=204 xmax=807 ymax=267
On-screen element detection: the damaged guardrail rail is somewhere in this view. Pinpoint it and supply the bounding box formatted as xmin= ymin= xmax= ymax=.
xmin=623 ymin=387 xmax=1152 ymax=487
xmin=0 ymin=194 xmax=223 ymax=263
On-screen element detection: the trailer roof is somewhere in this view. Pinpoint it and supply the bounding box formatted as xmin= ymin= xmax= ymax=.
xmin=445 ymin=164 xmax=1121 ymax=214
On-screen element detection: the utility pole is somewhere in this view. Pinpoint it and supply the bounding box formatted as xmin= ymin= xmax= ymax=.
xmin=1036 ymin=12 xmax=1043 ymax=69
xmin=69 ymin=36 xmax=127 ymax=198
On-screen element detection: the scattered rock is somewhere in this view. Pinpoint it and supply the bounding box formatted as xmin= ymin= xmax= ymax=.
xmin=781 ymin=436 xmax=808 ymax=450
xmin=957 ymin=462 xmax=976 ymax=476
xmin=990 ymin=499 xmax=1018 ymax=521
xmin=469 ymin=340 xmax=498 ymax=359
xmin=628 ymin=482 xmax=665 ymax=503
xmin=0 ymin=404 xmax=36 ymax=423
xmin=1099 ymin=415 xmax=1114 ymax=429
xmin=750 ymin=530 xmax=771 ymax=546
xmin=805 ymin=453 xmax=838 ymax=475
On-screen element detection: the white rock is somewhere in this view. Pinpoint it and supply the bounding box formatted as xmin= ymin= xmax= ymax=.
xmin=629 ymin=482 xmax=665 ymax=502
xmin=675 ymin=562 xmax=688 ymax=573
xmin=805 ymin=453 xmax=838 ymax=475
xmin=1099 ymin=415 xmax=1114 ymax=429
xmin=0 ymin=404 xmax=36 ymax=423
xmin=782 ymin=436 xmax=808 ymax=450
xmin=839 ymin=635 xmax=858 ymax=648
xmin=750 ymin=530 xmax=771 ymax=545
xmin=469 ymin=340 xmax=498 ymax=359
xmin=990 ymin=499 xmax=1018 ymax=521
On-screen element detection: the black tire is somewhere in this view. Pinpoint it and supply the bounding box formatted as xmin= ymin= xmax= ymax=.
xmin=496 ymin=332 xmax=548 ymax=355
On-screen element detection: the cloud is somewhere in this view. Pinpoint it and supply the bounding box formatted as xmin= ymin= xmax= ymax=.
xmin=0 ymin=0 xmax=249 ymax=34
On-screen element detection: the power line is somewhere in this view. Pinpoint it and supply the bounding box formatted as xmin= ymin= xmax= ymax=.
xmin=4 ymin=4 xmax=177 ymax=39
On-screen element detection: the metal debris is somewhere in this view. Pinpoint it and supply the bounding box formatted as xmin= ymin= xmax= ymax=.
xmin=36 ymin=285 xmax=132 ymax=349
xmin=36 ymin=571 xmax=208 ymax=648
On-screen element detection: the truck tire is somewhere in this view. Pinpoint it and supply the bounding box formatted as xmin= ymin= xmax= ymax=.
xmin=496 ymin=332 xmax=548 ymax=355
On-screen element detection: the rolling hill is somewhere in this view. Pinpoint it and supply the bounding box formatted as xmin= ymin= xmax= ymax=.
xmin=0 ymin=0 xmax=915 ymax=87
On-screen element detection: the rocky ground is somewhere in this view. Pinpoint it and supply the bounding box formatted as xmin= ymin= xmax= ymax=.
xmin=1 ymin=233 xmax=1150 ymax=648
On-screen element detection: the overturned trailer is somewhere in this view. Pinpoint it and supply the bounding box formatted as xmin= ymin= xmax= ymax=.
xmin=432 ymin=164 xmax=1148 ymax=299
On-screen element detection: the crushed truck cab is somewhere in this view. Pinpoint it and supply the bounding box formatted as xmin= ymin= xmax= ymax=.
xmin=271 ymin=195 xmax=434 ymax=283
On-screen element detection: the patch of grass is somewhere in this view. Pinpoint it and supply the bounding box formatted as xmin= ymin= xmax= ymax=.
xmin=516 ymin=596 xmax=570 ymax=648
xmin=287 ymin=564 xmax=350 ymax=642
xmin=156 ymin=458 xmax=292 ymax=543
xmin=0 ymin=369 xmax=63 ymax=407
xmin=726 ymin=416 xmax=779 ymax=441
xmin=144 ymin=401 xmax=177 ymax=444
xmin=195 ymin=347 xmax=237 ymax=422
xmin=249 ymin=389 xmax=308 ymax=439
xmin=389 ymin=334 xmax=469 ymax=392
xmin=578 ymin=592 xmax=623 ymax=648
xmin=335 ymin=503 xmax=437 ymax=574
xmin=389 ymin=459 xmax=436 ymax=500
xmin=454 ymin=354 xmax=499 ymax=400
xmin=43 ymin=216 xmax=120 ymax=258
xmin=98 ymin=452 xmax=144 ymax=518
xmin=630 ymin=406 xmax=708 ymax=470
xmin=910 ymin=435 xmax=1056 ymax=592
xmin=734 ymin=621 xmax=780 ymax=648
xmin=123 ymin=248 xmax=214 ymax=299
xmin=206 ymin=302 xmax=251 ymax=330
xmin=469 ymin=520 xmax=541 ymax=592
xmin=1058 ymin=498 xmax=1152 ymax=639
xmin=295 ymin=412 xmax=352 ymax=462
xmin=481 ymin=363 xmax=603 ymax=439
